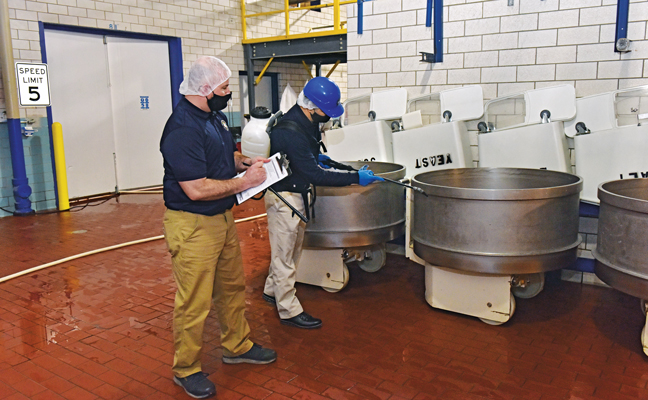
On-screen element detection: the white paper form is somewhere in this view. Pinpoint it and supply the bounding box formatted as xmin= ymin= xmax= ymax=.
xmin=236 ymin=152 xmax=289 ymax=204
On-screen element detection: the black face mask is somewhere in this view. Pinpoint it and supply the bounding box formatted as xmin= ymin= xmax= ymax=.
xmin=207 ymin=92 xmax=231 ymax=112
xmin=312 ymin=111 xmax=331 ymax=124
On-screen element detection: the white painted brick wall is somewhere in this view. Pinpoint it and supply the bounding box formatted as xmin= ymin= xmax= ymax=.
xmin=517 ymin=64 xmax=556 ymax=81
xmin=483 ymin=1 xmax=519 ymax=18
xmin=598 ymin=60 xmax=645 ymax=78
xmin=465 ymin=17 xmax=500 ymax=36
xmin=402 ymin=25 xmax=433 ymax=41
xmin=556 ymin=62 xmax=598 ymax=80
xmin=388 ymin=11 xmax=417 ymax=28
xmin=500 ymin=14 xmax=538 ymax=33
xmin=558 ymin=26 xmax=600 ymax=45
xmin=537 ymin=45 xmax=577 ymax=64
xmin=482 ymin=66 xmax=517 ymax=83
xmin=373 ymin=58 xmax=401 ymax=73
xmin=464 ymin=51 xmax=499 ymax=68
xmin=499 ymin=48 xmax=536 ymax=66
xmin=359 ymin=44 xmax=387 ymax=59
xmin=448 ymin=3 xmax=483 ymax=22
xmin=519 ymin=29 xmax=557 ymax=48
xmin=388 ymin=71 xmax=415 ymax=86
xmin=373 ymin=27 xmax=402 ymax=44
xmin=580 ymin=5 xmax=617 ymax=26
xmin=482 ymin=32 xmax=518 ymax=51
xmin=538 ymin=10 xmax=579 ymax=30
xmin=448 ymin=35 xmax=481 ymax=53
xmin=448 ymin=68 xmax=481 ymax=84
xmin=388 ymin=41 xmax=417 ymax=57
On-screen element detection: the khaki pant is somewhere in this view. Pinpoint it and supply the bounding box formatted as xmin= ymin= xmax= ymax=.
xmin=264 ymin=191 xmax=306 ymax=319
xmin=163 ymin=209 xmax=253 ymax=378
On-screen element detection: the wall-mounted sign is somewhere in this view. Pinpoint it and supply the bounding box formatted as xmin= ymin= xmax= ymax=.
xmin=15 ymin=62 xmax=51 ymax=107
xmin=140 ymin=96 xmax=150 ymax=109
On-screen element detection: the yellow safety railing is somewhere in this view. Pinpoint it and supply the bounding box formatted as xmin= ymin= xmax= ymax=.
xmin=241 ymin=0 xmax=355 ymax=44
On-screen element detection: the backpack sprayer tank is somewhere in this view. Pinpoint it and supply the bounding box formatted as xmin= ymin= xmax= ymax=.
xmin=241 ymin=106 xmax=272 ymax=159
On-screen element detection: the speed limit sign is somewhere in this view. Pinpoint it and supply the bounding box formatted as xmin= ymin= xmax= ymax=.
xmin=15 ymin=62 xmax=51 ymax=107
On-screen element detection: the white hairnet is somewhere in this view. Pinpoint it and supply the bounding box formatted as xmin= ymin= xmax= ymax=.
xmin=179 ymin=56 xmax=232 ymax=96
xmin=297 ymin=90 xmax=317 ymax=110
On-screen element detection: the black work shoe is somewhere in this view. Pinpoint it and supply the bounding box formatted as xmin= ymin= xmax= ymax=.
xmin=173 ymin=372 xmax=216 ymax=399
xmin=222 ymin=343 xmax=277 ymax=365
xmin=262 ymin=293 xmax=276 ymax=304
xmin=281 ymin=312 xmax=322 ymax=329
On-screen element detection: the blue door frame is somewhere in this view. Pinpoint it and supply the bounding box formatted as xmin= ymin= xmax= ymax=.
xmin=39 ymin=23 xmax=183 ymax=207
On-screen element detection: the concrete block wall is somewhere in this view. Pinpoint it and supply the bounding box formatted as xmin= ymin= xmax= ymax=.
xmin=346 ymin=0 xmax=648 ymax=283
xmin=347 ymin=0 xmax=648 ymax=98
xmin=0 ymin=0 xmax=346 ymax=215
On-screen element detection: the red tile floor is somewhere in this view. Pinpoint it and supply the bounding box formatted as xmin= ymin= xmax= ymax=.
xmin=1 ymin=193 xmax=648 ymax=400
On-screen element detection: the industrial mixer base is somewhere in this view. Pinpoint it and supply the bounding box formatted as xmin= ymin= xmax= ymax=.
xmin=296 ymin=248 xmax=349 ymax=292
xmin=295 ymin=245 xmax=388 ymax=292
xmin=424 ymin=264 xmax=516 ymax=325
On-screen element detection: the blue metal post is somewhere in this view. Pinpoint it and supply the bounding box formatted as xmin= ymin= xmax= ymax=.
xmin=2 ymin=1 xmax=33 ymax=215
xmin=357 ymin=0 xmax=363 ymax=35
xmin=7 ymin=118 xmax=33 ymax=215
xmin=426 ymin=0 xmax=432 ymax=27
xmin=615 ymin=0 xmax=630 ymax=52
xmin=434 ymin=0 xmax=443 ymax=62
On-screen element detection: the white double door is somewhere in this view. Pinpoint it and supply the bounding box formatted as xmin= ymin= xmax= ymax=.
xmin=45 ymin=30 xmax=172 ymax=198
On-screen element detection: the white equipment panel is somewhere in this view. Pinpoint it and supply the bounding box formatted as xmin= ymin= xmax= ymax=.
xmin=564 ymin=86 xmax=648 ymax=203
xmin=439 ymin=85 xmax=484 ymax=122
xmin=478 ymin=121 xmax=571 ymax=171
xmin=397 ymin=86 xmax=483 ymax=178
xmin=393 ymin=122 xmax=472 ymax=178
xmin=525 ymin=85 xmax=576 ymax=124
xmin=370 ymin=88 xmax=409 ymax=120
xmin=324 ymin=120 xmax=394 ymax=162
xmin=478 ymin=86 xmax=575 ymax=172
xmin=574 ymin=126 xmax=648 ymax=203
xmin=564 ymin=92 xmax=616 ymax=138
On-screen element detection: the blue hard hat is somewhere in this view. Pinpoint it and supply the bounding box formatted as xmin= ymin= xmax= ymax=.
xmin=303 ymin=77 xmax=344 ymax=118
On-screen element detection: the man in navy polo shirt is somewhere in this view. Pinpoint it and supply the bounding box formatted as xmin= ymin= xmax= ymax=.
xmin=160 ymin=56 xmax=276 ymax=399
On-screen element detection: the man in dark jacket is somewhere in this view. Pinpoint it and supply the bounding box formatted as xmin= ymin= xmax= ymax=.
xmin=262 ymin=77 xmax=383 ymax=329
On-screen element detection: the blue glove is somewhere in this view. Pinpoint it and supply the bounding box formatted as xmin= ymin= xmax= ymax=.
xmin=318 ymin=154 xmax=331 ymax=169
xmin=358 ymin=168 xmax=384 ymax=186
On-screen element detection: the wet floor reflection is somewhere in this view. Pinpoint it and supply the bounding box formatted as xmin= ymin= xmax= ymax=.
xmin=0 ymin=195 xmax=648 ymax=399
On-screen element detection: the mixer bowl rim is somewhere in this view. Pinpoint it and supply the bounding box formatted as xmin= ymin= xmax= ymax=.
xmin=411 ymin=167 xmax=583 ymax=201
xmin=597 ymin=179 xmax=648 ymax=214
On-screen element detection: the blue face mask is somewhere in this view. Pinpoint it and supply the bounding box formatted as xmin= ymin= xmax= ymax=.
xmin=207 ymin=92 xmax=231 ymax=112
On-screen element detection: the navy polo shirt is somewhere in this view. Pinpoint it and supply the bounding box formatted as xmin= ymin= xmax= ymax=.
xmin=160 ymin=97 xmax=237 ymax=216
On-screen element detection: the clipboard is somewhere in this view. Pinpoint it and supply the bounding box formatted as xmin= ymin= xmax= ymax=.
xmin=236 ymin=152 xmax=289 ymax=204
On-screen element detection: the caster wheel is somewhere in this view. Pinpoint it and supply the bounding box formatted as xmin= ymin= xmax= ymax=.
xmin=512 ymin=273 xmax=545 ymax=299
xmin=480 ymin=294 xmax=516 ymax=326
xmin=357 ymin=244 xmax=386 ymax=273
xmin=323 ymin=264 xmax=349 ymax=293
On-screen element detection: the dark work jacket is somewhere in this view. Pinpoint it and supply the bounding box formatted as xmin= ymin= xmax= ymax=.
xmin=270 ymin=104 xmax=359 ymax=193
